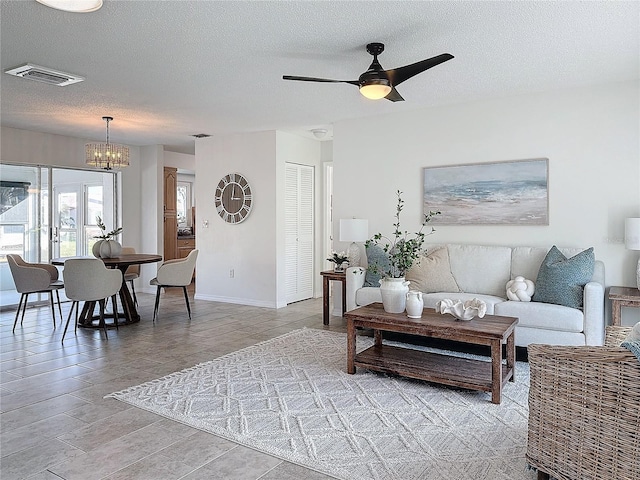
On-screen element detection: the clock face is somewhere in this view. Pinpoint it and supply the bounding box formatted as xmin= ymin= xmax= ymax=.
xmin=214 ymin=173 xmax=253 ymax=224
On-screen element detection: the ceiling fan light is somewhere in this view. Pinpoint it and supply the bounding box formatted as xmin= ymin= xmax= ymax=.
xmin=36 ymin=0 xmax=103 ymax=12
xmin=359 ymin=82 xmax=392 ymax=100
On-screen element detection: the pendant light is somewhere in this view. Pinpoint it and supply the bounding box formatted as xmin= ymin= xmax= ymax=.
xmin=85 ymin=116 xmax=130 ymax=170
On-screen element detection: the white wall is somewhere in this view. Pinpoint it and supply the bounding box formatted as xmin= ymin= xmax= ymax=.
xmin=138 ymin=145 xmax=164 ymax=292
xmin=164 ymin=150 xmax=195 ymax=172
xmin=195 ymin=132 xmax=278 ymax=307
xmin=332 ymin=81 xmax=640 ymax=325
xmin=194 ymin=131 xmax=323 ymax=308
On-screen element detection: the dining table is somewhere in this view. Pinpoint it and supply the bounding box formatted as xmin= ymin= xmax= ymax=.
xmin=52 ymin=254 xmax=163 ymax=327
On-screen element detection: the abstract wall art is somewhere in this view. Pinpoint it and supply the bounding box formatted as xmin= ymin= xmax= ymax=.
xmin=423 ymin=158 xmax=549 ymax=225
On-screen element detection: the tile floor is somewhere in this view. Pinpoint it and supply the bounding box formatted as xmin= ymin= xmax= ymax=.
xmin=1 ymin=284 xmax=346 ymax=479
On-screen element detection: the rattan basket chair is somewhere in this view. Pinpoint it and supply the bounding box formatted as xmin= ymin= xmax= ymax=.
xmin=527 ymin=325 xmax=640 ymax=480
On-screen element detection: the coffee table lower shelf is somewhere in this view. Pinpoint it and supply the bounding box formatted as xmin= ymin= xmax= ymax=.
xmin=355 ymin=344 xmax=513 ymax=395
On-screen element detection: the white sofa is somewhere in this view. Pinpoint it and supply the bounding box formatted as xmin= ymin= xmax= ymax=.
xmin=345 ymin=243 xmax=606 ymax=347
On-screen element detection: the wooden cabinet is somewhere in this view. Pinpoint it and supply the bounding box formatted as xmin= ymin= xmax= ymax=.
xmin=164 ymin=167 xmax=177 ymax=215
xmin=163 ymin=167 xmax=178 ymax=261
xmin=177 ymin=237 xmax=195 ymax=259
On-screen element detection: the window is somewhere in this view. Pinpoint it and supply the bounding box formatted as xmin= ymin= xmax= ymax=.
xmin=177 ymin=182 xmax=191 ymax=227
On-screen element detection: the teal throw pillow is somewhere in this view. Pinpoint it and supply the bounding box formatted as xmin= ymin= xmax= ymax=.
xmin=532 ymin=246 xmax=595 ymax=308
xmin=364 ymin=245 xmax=390 ymax=287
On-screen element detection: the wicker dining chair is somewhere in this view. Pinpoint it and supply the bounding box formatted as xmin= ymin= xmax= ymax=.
xmin=526 ymin=325 xmax=640 ymax=480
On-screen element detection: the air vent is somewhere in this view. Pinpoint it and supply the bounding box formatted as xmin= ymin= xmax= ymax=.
xmin=4 ymin=63 xmax=84 ymax=86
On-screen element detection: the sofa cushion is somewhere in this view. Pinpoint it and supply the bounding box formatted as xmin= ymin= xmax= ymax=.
xmin=495 ymin=301 xmax=584 ymax=332
xmin=355 ymin=286 xmax=382 ymax=307
xmin=364 ymin=245 xmax=390 ymax=287
xmin=405 ymin=247 xmax=460 ymax=294
xmin=532 ymin=246 xmax=595 ymax=308
xmin=511 ymin=246 xmax=592 ymax=282
xmin=625 ymin=322 xmax=640 ymax=342
xmin=446 ymin=244 xmax=512 ymax=297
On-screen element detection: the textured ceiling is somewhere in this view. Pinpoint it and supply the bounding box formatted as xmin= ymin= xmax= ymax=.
xmin=1 ymin=1 xmax=638 ymax=154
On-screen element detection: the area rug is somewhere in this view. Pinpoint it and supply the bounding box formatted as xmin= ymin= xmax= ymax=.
xmin=107 ymin=328 xmax=535 ymax=480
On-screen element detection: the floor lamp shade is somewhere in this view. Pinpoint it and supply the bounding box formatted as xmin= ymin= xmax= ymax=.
xmin=340 ymin=219 xmax=368 ymax=268
xmin=625 ymin=218 xmax=640 ymax=289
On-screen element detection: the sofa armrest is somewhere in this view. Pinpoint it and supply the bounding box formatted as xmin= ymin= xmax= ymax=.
xmin=583 ymin=262 xmax=605 ymax=345
xmin=345 ymin=266 xmax=366 ymax=312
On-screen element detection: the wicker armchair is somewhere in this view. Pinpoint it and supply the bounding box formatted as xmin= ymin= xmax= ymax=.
xmin=527 ymin=326 xmax=640 ymax=480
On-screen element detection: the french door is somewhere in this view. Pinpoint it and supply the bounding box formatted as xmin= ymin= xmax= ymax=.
xmin=0 ymin=164 xmax=118 ymax=307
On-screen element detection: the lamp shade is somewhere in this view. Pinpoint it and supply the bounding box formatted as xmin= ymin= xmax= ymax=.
xmin=36 ymin=0 xmax=103 ymax=12
xmin=339 ymin=219 xmax=368 ymax=242
xmin=625 ymin=218 xmax=640 ymax=250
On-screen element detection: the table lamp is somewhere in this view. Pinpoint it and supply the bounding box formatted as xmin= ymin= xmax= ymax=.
xmin=625 ymin=217 xmax=640 ymax=289
xmin=339 ymin=219 xmax=368 ymax=268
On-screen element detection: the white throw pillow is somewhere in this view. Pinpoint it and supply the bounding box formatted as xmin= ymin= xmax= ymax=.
xmin=505 ymin=276 xmax=535 ymax=302
xmin=625 ymin=322 xmax=640 ymax=342
xmin=405 ymin=247 xmax=460 ymax=294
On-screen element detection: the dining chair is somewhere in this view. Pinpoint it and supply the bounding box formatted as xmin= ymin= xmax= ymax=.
xmin=62 ymin=258 xmax=122 ymax=342
xmin=7 ymin=254 xmax=64 ymax=333
xmin=120 ymin=246 xmax=140 ymax=306
xmin=150 ymin=249 xmax=198 ymax=322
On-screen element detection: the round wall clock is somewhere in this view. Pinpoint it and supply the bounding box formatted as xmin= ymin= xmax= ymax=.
xmin=214 ymin=173 xmax=253 ymax=224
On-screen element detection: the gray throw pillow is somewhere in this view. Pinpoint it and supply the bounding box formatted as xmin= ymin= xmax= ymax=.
xmin=532 ymin=246 xmax=595 ymax=308
xmin=364 ymin=244 xmax=390 ymax=287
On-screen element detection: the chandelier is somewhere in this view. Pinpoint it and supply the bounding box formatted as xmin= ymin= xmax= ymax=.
xmin=85 ymin=116 xmax=130 ymax=170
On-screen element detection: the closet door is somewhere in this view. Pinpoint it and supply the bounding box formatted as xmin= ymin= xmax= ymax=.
xmin=285 ymin=163 xmax=314 ymax=303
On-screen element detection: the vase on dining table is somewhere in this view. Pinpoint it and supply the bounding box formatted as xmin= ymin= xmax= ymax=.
xmin=92 ymin=240 xmax=104 ymax=258
xmin=98 ymin=240 xmax=122 ymax=259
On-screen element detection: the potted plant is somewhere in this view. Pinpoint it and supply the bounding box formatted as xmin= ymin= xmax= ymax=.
xmin=327 ymin=250 xmax=349 ymax=272
xmin=92 ymin=216 xmax=123 ymax=258
xmin=366 ymin=190 xmax=440 ymax=313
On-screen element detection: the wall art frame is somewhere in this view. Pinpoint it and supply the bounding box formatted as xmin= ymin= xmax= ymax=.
xmin=423 ymin=158 xmax=549 ymax=225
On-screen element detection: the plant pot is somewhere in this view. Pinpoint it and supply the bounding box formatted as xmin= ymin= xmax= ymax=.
xmin=99 ymin=240 xmax=122 ymax=259
xmin=379 ymin=277 xmax=410 ymax=314
xmin=334 ymin=262 xmax=348 ymax=273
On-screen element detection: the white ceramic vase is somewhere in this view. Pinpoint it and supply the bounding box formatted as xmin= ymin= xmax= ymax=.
xmin=405 ymin=290 xmax=424 ymax=318
xmin=92 ymin=240 xmax=104 ymax=258
xmin=379 ymin=277 xmax=410 ymax=314
xmin=99 ymin=240 xmax=122 ymax=258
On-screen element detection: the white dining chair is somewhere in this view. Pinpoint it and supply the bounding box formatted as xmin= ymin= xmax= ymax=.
xmin=121 ymin=246 xmax=140 ymax=306
xmin=7 ymin=254 xmax=64 ymax=332
xmin=150 ymin=249 xmax=198 ymax=321
xmin=62 ymin=258 xmax=122 ymax=342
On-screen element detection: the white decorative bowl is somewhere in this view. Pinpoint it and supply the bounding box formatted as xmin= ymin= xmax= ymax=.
xmin=435 ymin=298 xmax=487 ymax=321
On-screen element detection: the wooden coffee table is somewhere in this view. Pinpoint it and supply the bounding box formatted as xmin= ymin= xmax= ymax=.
xmin=345 ymin=303 xmax=518 ymax=404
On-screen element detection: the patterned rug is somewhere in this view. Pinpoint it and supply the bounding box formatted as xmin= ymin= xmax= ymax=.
xmin=107 ymin=328 xmax=536 ymax=480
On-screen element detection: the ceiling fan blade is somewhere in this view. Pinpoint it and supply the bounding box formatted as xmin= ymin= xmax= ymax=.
xmin=386 ymin=53 xmax=454 ymax=87
xmin=385 ymin=87 xmax=404 ymax=102
xmin=283 ymin=75 xmax=359 ymax=86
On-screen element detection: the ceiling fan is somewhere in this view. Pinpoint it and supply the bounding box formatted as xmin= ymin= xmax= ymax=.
xmin=283 ymin=43 xmax=453 ymax=102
